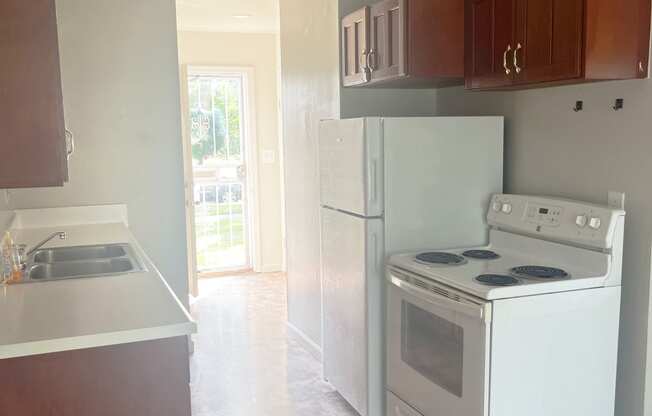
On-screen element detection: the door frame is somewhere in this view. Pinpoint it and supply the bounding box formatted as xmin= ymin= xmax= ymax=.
xmin=179 ymin=65 xmax=262 ymax=294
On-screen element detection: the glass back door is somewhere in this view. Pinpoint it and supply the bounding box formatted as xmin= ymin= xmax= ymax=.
xmin=188 ymin=72 xmax=249 ymax=273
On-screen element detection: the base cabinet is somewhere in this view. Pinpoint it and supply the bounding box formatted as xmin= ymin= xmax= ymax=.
xmin=0 ymin=337 xmax=191 ymax=416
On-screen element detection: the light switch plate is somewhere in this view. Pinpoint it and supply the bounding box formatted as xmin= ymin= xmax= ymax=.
xmin=608 ymin=191 xmax=626 ymax=210
xmin=262 ymin=150 xmax=276 ymax=164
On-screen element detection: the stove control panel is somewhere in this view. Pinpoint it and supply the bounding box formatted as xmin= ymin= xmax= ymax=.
xmin=525 ymin=203 xmax=563 ymax=227
xmin=487 ymin=194 xmax=625 ymax=249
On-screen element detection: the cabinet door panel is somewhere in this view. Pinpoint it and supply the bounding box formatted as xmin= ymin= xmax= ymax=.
xmin=465 ymin=0 xmax=516 ymax=89
xmin=369 ymin=0 xmax=405 ymax=82
xmin=637 ymin=0 xmax=651 ymax=77
xmin=409 ymin=0 xmax=464 ymax=79
xmin=515 ymin=0 xmax=584 ymax=84
xmin=342 ymin=7 xmax=371 ymax=86
xmin=0 ymin=0 xmax=67 ymax=188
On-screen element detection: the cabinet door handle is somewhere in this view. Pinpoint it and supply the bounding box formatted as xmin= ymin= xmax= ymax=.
xmin=361 ymin=49 xmax=371 ymax=82
xmin=65 ymin=129 xmax=75 ymax=160
xmin=368 ymin=48 xmax=376 ymax=71
xmin=503 ymin=44 xmax=512 ymax=75
xmin=513 ymin=43 xmax=523 ymax=74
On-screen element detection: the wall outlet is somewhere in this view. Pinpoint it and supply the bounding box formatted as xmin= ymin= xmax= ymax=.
xmin=608 ymin=191 xmax=626 ymax=210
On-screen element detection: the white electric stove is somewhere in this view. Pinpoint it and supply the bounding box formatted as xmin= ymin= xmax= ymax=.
xmin=386 ymin=194 xmax=625 ymax=416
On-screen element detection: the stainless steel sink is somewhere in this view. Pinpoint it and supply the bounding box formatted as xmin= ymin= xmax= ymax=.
xmin=28 ymin=258 xmax=139 ymax=281
xmin=23 ymin=243 xmax=146 ymax=282
xmin=33 ymin=244 xmax=127 ymax=263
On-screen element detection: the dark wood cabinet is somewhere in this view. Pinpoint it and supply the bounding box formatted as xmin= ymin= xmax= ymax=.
xmin=369 ymin=0 xmax=404 ymax=83
xmin=0 ymin=337 xmax=191 ymax=416
xmin=342 ymin=0 xmax=464 ymax=88
xmin=466 ymin=0 xmax=652 ymax=90
xmin=466 ymin=0 xmax=517 ymax=89
xmin=0 ymin=0 xmax=69 ymax=188
xmin=514 ymin=0 xmax=584 ymax=84
xmin=342 ymin=7 xmax=371 ymax=86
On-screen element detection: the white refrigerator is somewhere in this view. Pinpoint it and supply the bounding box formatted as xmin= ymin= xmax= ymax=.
xmin=319 ymin=117 xmax=504 ymax=416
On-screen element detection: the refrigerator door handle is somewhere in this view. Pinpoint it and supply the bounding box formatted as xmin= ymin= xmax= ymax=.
xmin=372 ymin=233 xmax=378 ymax=272
xmin=368 ymin=159 xmax=378 ymax=208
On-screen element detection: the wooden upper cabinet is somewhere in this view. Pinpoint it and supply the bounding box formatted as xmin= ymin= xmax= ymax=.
xmin=342 ymin=7 xmax=371 ymax=87
xmin=369 ymin=0 xmax=405 ymax=83
xmin=514 ymin=0 xmax=584 ymax=84
xmin=583 ymin=0 xmax=651 ymax=80
xmin=342 ymin=0 xmax=464 ymax=88
xmin=0 ymin=0 xmax=68 ymax=188
xmin=466 ymin=0 xmax=652 ymax=90
xmin=466 ymin=0 xmax=516 ymax=89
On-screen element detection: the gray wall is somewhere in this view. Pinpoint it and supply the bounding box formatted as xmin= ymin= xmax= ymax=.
xmin=3 ymin=0 xmax=189 ymax=305
xmin=0 ymin=195 xmax=8 ymax=211
xmin=279 ymin=0 xmax=341 ymax=346
xmin=436 ymin=79 xmax=652 ymax=416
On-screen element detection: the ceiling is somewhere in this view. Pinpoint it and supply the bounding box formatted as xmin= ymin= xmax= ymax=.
xmin=176 ymin=0 xmax=279 ymax=33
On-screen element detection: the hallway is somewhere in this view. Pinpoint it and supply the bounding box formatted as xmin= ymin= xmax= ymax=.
xmin=189 ymin=273 xmax=358 ymax=416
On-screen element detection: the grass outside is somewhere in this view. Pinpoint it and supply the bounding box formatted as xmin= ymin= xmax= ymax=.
xmin=195 ymin=202 xmax=245 ymax=270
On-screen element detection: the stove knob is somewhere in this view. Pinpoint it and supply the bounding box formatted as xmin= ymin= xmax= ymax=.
xmin=575 ymin=215 xmax=588 ymax=228
xmin=589 ymin=217 xmax=602 ymax=230
xmin=492 ymin=202 xmax=503 ymax=212
xmin=501 ymin=203 xmax=513 ymax=214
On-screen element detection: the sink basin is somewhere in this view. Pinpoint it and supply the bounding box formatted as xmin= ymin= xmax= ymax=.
xmin=33 ymin=244 xmax=127 ymax=263
xmin=28 ymin=258 xmax=140 ymax=281
xmin=23 ymin=243 xmax=146 ymax=283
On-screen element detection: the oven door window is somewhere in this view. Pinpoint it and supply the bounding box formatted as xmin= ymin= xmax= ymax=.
xmin=401 ymin=300 xmax=464 ymax=397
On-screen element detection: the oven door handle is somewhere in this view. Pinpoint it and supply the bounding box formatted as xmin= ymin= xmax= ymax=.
xmin=389 ymin=274 xmax=489 ymax=321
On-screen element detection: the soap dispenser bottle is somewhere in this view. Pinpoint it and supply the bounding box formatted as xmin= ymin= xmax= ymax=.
xmin=1 ymin=232 xmax=24 ymax=284
xmin=1 ymin=232 xmax=13 ymax=284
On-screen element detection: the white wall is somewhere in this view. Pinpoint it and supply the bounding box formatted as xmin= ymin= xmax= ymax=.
xmin=436 ymin=77 xmax=652 ymax=416
xmin=279 ymin=0 xmax=341 ymax=346
xmin=177 ymin=31 xmax=285 ymax=273
xmin=3 ymin=0 xmax=189 ymax=305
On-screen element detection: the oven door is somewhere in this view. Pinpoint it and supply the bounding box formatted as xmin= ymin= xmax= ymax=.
xmin=387 ymin=267 xmax=491 ymax=416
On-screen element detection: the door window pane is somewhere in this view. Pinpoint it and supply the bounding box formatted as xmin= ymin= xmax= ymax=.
xmin=401 ymin=301 xmax=464 ymax=397
xmin=188 ymin=75 xmax=243 ymax=165
xmin=194 ymin=182 xmax=245 ymax=271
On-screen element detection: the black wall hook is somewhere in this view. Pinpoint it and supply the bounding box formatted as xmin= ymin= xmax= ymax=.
xmin=573 ymin=101 xmax=584 ymax=112
xmin=613 ymin=98 xmax=624 ymax=111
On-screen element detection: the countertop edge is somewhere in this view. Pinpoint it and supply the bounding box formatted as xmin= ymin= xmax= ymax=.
xmin=0 ymin=321 xmax=197 ymax=360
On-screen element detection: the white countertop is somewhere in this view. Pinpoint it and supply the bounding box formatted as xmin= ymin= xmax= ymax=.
xmin=0 ymin=219 xmax=196 ymax=360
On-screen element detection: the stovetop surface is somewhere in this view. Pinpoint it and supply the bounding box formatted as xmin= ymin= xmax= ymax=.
xmin=389 ymin=244 xmax=610 ymax=300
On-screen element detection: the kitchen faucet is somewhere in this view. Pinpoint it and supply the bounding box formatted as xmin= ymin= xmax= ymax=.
xmin=25 ymin=232 xmax=67 ymax=258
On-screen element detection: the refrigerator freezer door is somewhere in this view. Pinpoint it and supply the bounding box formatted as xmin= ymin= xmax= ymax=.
xmin=319 ymin=118 xmax=383 ymax=217
xmin=321 ymin=207 xmax=384 ymax=416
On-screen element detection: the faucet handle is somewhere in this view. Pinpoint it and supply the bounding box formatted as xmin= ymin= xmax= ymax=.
xmin=16 ymin=244 xmax=28 ymax=270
